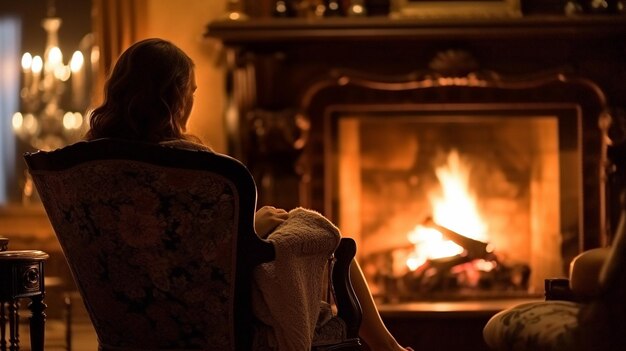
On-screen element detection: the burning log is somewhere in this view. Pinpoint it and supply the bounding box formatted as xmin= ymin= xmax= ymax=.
xmin=398 ymin=217 xmax=531 ymax=296
xmin=402 ymin=255 xmax=465 ymax=293
xmin=422 ymin=217 xmax=494 ymax=261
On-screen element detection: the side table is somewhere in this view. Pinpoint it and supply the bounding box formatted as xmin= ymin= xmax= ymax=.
xmin=0 ymin=249 xmax=49 ymax=351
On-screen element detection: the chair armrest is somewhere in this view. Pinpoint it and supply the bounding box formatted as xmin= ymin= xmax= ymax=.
xmin=331 ymin=238 xmax=362 ymax=339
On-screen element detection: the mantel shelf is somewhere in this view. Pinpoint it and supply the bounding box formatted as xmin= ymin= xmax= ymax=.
xmin=205 ymin=15 xmax=626 ymax=44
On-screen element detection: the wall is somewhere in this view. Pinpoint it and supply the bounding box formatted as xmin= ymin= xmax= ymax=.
xmin=0 ymin=0 xmax=92 ymax=247
xmin=144 ymin=0 xmax=228 ymax=153
xmin=0 ymin=0 xmax=231 ymax=282
xmin=0 ymin=0 xmax=92 ymax=204
xmin=0 ymin=0 xmax=229 ymax=207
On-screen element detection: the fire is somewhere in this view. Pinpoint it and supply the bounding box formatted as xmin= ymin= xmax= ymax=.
xmin=406 ymin=150 xmax=489 ymax=271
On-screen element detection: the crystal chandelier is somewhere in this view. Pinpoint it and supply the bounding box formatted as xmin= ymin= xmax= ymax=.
xmin=11 ymin=1 xmax=94 ymax=151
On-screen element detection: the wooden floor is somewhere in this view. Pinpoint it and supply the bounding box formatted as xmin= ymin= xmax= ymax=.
xmin=14 ymin=319 xmax=97 ymax=351
xmin=15 ymin=298 xmax=534 ymax=350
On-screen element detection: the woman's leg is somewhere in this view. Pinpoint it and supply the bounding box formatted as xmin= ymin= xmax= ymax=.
xmin=350 ymin=259 xmax=411 ymax=351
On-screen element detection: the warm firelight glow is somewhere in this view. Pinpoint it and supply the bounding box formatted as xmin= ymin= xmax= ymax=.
xmin=406 ymin=150 xmax=489 ymax=271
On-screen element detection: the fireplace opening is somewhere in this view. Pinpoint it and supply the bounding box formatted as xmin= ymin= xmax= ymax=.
xmin=328 ymin=105 xmax=581 ymax=303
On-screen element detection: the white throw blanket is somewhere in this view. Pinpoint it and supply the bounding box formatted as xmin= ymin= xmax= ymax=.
xmin=252 ymin=207 xmax=341 ymax=350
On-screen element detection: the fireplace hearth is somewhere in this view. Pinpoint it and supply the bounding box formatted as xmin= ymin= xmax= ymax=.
xmin=206 ymin=15 xmax=626 ymax=304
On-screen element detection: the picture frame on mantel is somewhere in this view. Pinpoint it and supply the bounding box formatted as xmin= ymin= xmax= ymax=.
xmin=393 ymin=0 xmax=522 ymax=18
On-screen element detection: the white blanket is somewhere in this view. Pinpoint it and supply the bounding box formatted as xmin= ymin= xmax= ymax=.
xmin=252 ymin=207 xmax=341 ymax=350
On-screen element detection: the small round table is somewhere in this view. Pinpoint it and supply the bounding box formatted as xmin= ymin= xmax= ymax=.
xmin=0 ymin=249 xmax=49 ymax=351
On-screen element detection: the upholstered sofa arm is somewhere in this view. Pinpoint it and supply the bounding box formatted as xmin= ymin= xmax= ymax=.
xmin=569 ymin=247 xmax=611 ymax=299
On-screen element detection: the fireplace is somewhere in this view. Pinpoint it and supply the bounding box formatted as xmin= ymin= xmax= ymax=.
xmin=332 ymin=107 xmax=569 ymax=301
xmin=205 ymin=16 xmax=625 ymax=305
xmin=297 ymin=67 xmax=608 ymax=302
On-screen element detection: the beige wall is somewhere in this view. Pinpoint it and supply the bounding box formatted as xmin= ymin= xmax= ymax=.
xmin=144 ymin=0 xmax=228 ymax=153
xmin=0 ymin=0 xmax=230 ymax=252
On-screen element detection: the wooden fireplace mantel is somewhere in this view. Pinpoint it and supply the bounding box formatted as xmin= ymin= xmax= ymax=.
xmin=206 ymin=15 xmax=626 ymax=43
xmin=205 ymin=15 xmax=626 ymax=251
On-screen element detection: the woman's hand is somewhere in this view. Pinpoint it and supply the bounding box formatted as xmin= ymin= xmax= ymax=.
xmin=255 ymin=206 xmax=289 ymax=238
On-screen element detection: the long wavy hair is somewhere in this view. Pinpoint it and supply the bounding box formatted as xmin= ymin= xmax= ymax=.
xmin=85 ymin=38 xmax=196 ymax=142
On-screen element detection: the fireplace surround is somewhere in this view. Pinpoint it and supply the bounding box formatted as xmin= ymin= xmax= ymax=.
xmin=311 ymin=70 xmax=604 ymax=301
xmin=206 ymin=15 xmax=626 ymax=304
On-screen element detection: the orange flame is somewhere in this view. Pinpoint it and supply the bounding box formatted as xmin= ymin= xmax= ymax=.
xmin=406 ymin=150 xmax=489 ymax=271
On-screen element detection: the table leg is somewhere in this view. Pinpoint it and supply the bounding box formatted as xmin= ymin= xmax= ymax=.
xmin=8 ymin=301 xmax=18 ymax=351
xmin=1 ymin=302 xmax=6 ymax=351
xmin=29 ymin=294 xmax=47 ymax=351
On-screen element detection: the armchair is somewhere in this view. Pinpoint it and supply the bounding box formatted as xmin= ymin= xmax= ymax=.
xmin=482 ymin=142 xmax=626 ymax=351
xmin=482 ymin=232 xmax=626 ymax=350
xmin=24 ymin=138 xmax=362 ymax=350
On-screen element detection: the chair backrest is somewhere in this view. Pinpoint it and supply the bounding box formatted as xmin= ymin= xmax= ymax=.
xmin=24 ymin=138 xmax=275 ymax=351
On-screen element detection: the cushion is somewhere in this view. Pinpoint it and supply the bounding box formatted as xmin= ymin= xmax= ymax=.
xmin=483 ymin=301 xmax=582 ymax=351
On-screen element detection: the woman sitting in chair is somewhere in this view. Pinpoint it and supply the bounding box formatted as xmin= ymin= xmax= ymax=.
xmin=84 ymin=37 xmax=413 ymax=351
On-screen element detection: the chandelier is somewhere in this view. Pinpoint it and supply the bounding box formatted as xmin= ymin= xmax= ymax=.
xmin=11 ymin=1 xmax=95 ymax=151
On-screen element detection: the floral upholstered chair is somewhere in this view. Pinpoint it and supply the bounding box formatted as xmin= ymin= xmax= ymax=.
xmin=24 ymin=138 xmax=362 ymax=351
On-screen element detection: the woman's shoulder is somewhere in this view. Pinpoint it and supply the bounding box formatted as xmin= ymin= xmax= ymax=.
xmin=159 ymin=139 xmax=214 ymax=152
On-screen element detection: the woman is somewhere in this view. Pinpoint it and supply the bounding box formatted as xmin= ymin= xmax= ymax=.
xmin=86 ymin=38 xmax=411 ymax=351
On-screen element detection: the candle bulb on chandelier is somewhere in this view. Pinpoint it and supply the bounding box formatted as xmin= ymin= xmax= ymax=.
xmin=21 ymin=53 xmax=33 ymax=91
xmin=31 ymin=55 xmax=43 ymax=92
xmin=70 ymin=50 xmax=84 ymax=109
xmin=47 ymin=47 xmax=62 ymax=70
